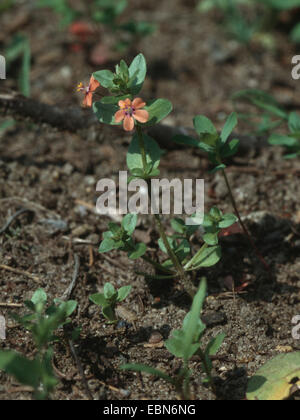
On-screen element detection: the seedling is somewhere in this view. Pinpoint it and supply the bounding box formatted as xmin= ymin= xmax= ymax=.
xmin=233 ymin=89 xmax=300 ymax=158
xmin=89 ymin=282 xmax=132 ymax=323
xmin=121 ymin=278 xmax=225 ymax=399
xmin=198 ymin=0 xmax=300 ymax=44
xmin=172 ymin=111 xmax=270 ymax=272
xmin=0 ymin=289 xmax=77 ymax=399
xmin=5 ymin=33 xmax=31 ymax=97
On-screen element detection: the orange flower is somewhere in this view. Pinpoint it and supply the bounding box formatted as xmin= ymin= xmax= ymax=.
xmin=114 ymin=98 xmax=149 ymax=131
xmin=77 ymin=75 xmax=100 ymax=107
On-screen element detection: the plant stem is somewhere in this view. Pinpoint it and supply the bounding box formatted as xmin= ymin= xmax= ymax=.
xmin=141 ymin=254 xmax=174 ymax=275
xmin=197 ymin=348 xmax=215 ymax=393
xmin=221 ymin=169 xmax=270 ymax=272
xmin=135 ymin=125 xmax=195 ymax=296
xmin=136 ymin=125 xmax=148 ymax=170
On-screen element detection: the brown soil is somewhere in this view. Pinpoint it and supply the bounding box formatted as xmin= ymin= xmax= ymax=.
xmin=0 ymin=0 xmax=300 ymax=400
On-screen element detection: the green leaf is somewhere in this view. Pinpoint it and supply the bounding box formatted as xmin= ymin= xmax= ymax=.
xmin=172 ymin=135 xmax=200 ymax=148
xmin=247 ymin=352 xmax=300 ymax=401
xmin=122 ymin=213 xmax=137 ymax=235
xmin=221 ymin=138 xmax=240 ymax=158
xmin=203 ymin=232 xmax=219 ymax=246
xmin=31 ymin=289 xmax=47 ymax=306
xmin=93 ymin=101 xmax=119 ymax=125
xmin=103 ymin=283 xmax=116 ymax=299
xmin=99 ymin=237 xmax=116 ymax=253
xmin=288 ymin=112 xmax=300 ymax=133
xmin=128 ymin=242 xmax=147 ymax=259
xmin=171 ymin=218 xmax=186 ymax=234
xmin=193 ymin=115 xmax=217 ymax=137
xmin=0 ymin=351 xmax=40 ymax=389
xmin=268 ymin=134 xmax=299 ymax=147
xmin=24 ymin=300 xmax=36 ymax=311
xmin=141 ymin=99 xmax=173 ymax=127
xmin=220 ymin=112 xmax=238 ymax=144
xmin=62 ymin=300 xmax=77 ymax=318
xmin=89 ymin=293 xmax=107 ymax=307
xmin=218 ymin=213 xmax=238 ymax=228
xmin=205 ymin=333 xmax=226 ymax=357
xmin=210 ymin=164 xmax=226 ymax=174
xmin=120 ymin=363 xmax=175 ymax=385
xmin=185 ymin=246 xmax=221 ymax=270
xmin=210 ymin=206 xmax=223 ymax=221
xmin=93 ymin=70 xmax=115 ymax=89
xmin=117 ymin=285 xmax=132 ymax=301
xmin=165 ymin=329 xmax=200 ymax=360
xmin=100 ymin=94 xmax=132 ymax=104
xmin=128 ymin=53 xmax=147 ymax=95
xmin=232 ymin=89 xmax=288 ymax=119
xmin=175 ymin=239 xmax=191 ymax=261
xmin=285 ymin=152 xmax=300 ymax=159
xmin=192 ymin=116 xmax=220 ymax=153
xmin=158 ymin=237 xmax=176 ymax=254
xmin=165 ymin=279 xmax=207 ymax=361
xmin=102 ymin=305 xmax=116 ymax=322
xmin=127 ymin=133 xmax=161 ymax=171
xmin=291 ymin=22 xmax=300 ymax=43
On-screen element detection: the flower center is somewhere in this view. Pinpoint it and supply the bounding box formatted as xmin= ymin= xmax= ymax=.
xmin=124 ymin=105 xmax=135 ymax=116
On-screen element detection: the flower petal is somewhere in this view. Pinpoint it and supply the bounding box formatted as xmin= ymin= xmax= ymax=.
xmin=133 ymin=109 xmax=149 ymax=124
xmin=132 ymin=97 xmax=146 ymax=109
xmin=115 ymin=110 xmax=125 ymax=123
xmin=83 ymin=92 xmax=93 ymax=107
xmin=123 ymin=115 xmax=135 ymax=131
xmin=89 ymin=76 xmax=100 ymax=92
xmin=118 ymin=100 xmax=126 ymax=108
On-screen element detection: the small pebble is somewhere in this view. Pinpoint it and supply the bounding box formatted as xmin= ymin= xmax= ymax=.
xmin=148 ymin=331 xmax=163 ymax=344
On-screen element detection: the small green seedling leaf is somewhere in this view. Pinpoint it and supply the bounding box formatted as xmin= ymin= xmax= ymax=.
xmin=172 ymin=134 xmax=200 ymax=148
xmin=220 ymin=138 xmax=240 ymax=158
xmin=117 ymin=285 xmax=132 ymax=301
xmin=220 ymin=112 xmax=238 ymax=144
xmin=128 ymin=242 xmax=147 ymax=259
xmin=203 ymin=232 xmax=219 ymax=246
xmin=268 ymin=134 xmax=299 ymax=147
xmin=31 ymin=288 xmax=47 ymax=306
xmin=104 ymin=283 xmax=116 ymax=299
xmin=185 ymin=246 xmax=222 ymax=270
xmin=89 ymin=293 xmax=107 ymax=307
xmin=0 ymin=351 xmax=40 ymax=389
xmin=122 ymin=213 xmax=137 ymax=235
xmin=205 ymin=333 xmax=226 ymax=357
xmin=102 ymin=305 xmax=116 ymax=322
xmin=165 ymin=279 xmax=207 ymax=360
xmin=99 ymin=237 xmax=116 ymax=253
xmin=288 ymin=112 xmax=300 ymax=133
xmin=120 ymin=363 xmax=175 ymax=385
xmin=218 ymin=213 xmax=238 ymax=228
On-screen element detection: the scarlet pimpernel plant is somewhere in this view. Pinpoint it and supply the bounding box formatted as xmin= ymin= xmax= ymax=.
xmin=79 ymin=53 xmax=237 ymax=297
